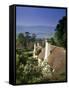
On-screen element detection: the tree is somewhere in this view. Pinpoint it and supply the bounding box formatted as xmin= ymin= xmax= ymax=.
xmin=54 ymin=16 xmax=67 ymax=48
xmin=48 ymin=37 xmax=56 ymax=45
xmin=25 ymin=32 xmax=31 ymax=48
xmin=18 ymin=33 xmax=25 ymax=46
xmin=31 ymin=33 xmax=36 ymax=42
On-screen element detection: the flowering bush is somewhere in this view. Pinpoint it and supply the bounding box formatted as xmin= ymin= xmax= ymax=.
xmin=40 ymin=60 xmax=53 ymax=79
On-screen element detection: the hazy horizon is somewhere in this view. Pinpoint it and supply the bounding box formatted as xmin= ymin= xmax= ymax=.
xmin=16 ymin=6 xmax=66 ymax=38
xmin=16 ymin=25 xmax=56 ymax=39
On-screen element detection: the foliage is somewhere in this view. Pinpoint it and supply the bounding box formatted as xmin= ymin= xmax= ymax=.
xmin=54 ymin=16 xmax=67 ymax=48
xmin=18 ymin=33 xmax=25 ymax=46
xmin=39 ymin=60 xmax=53 ymax=80
xmin=16 ymin=49 xmax=53 ymax=84
xmin=48 ymin=16 xmax=67 ymax=48
xmin=16 ymin=32 xmax=36 ymax=50
xmin=16 ymin=51 xmax=42 ymax=84
xmin=48 ymin=37 xmax=56 ymax=45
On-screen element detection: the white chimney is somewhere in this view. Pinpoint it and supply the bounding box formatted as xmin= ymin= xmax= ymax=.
xmin=33 ymin=43 xmax=36 ymax=58
xmin=44 ymin=39 xmax=48 ymax=62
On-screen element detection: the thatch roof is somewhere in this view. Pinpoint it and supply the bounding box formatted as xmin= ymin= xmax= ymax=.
xmin=48 ymin=47 xmax=66 ymax=74
xmin=38 ymin=44 xmax=56 ymax=60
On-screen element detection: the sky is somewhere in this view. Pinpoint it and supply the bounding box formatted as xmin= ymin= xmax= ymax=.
xmin=16 ymin=6 xmax=66 ymax=38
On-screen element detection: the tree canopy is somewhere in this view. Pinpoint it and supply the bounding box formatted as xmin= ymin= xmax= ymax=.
xmin=54 ymin=16 xmax=67 ymax=48
xmin=48 ymin=16 xmax=67 ymax=49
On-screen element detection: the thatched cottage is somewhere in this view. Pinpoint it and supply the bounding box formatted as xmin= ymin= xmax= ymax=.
xmin=33 ymin=40 xmax=66 ymax=74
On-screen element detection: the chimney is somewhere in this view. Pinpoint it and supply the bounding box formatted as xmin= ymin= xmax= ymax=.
xmin=33 ymin=43 xmax=36 ymax=58
xmin=44 ymin=39 xmax=48 ymax=62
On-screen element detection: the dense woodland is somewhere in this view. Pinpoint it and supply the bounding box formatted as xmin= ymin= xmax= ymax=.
xmin=16 ymin=16 xmax=67 ymax=84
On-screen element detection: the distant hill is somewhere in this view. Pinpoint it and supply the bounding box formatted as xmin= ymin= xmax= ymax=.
xmin=16 ymin=25 xmax=56 ymax=39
